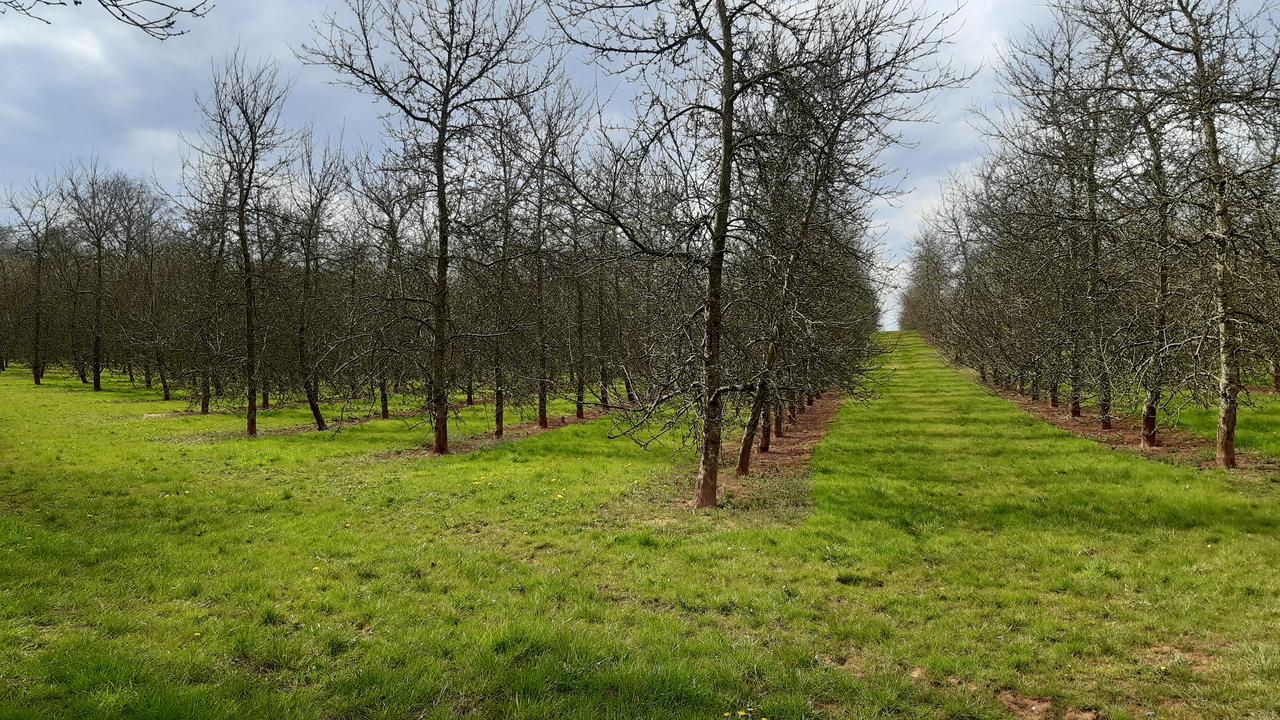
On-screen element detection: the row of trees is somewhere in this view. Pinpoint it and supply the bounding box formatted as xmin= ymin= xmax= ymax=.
xmin=901 ymin=0 xmax=1280 ymax=468
xmin=3 ymin=0 xmax=962 ymax=506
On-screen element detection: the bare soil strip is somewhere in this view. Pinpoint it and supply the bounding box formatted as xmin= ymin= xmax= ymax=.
xmin=709 ymin=394 xmax=844 ymax=503
xmin=749 ymin=394 xmax=844 ymax=476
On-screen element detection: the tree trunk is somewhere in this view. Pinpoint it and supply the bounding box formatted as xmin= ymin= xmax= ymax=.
xmin=774 ymin=400 xmax=784 ymax=437
xmin=494 ymin=361 xmax=505 ymax=439
xmin=236 ymin=190 xmax=258 ymax=437
xmin=1069 ymin=344 xmax=1082 ymax=418
xmin=574 ymin=269 xmax=586 ymax=419
xmin=157 ymin=354 xmax=171 ymax=402
xmin=736 ymin=382 xmax=767 ymax=477
xmin=430 ymin=130 xmax=451 ymax=454
xmin=305 ymin=380 xmax=326 ymax=431
xmin=379 ymin=380 xmax=390 ymax=419
xmin=694 ymin=0 xmax=735 ymax=509
xmin=299 ymin=227 xmax=323 ymax=431
xmin=758 ymin=401 xmax=771 ymax=452
xmin=612 ymin=267 xmax=638 ymax=405
xmin=623 ymin=374 xmax=637 ymax=404
xmin=92 ymin=236 xmax=103 ymax=392
xmin=533 ymin=169 xmax=549 ymax=429
xmin=31 ymin=247 xmax=43 ymax=385
xmin=1141 ymin=387 xmax=1160 ymax=449
xmin=595 ymin=272 xmax=611 ymax=408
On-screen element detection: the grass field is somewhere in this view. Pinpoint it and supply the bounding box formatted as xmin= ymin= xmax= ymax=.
xmin=2 ymin=335 xmax=1278 ymax=719
xmin=1180 ymin=394 xmax=1280 ymax=460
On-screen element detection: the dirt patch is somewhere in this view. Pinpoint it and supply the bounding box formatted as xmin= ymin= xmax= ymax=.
xmin=814 ymin=652 xmax=869 ymax=678
xmin=753 ymin=395 xmax=843 ymax=476
xmin=997 ymin=690 xmax=1099 ymax=720
xmin=990 ymin=386 xmax=1280 ymax=478
xmin=706 ymin=394 xmax=843 ymax=505
xmin=1143 ymin=643 xmax=1218 ymax=674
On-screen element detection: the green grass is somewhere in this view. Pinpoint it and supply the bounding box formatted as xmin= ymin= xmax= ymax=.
xmin=1179 ymin=393 xmax=1280 ymax=460
xmin=1 ymin=335 xmax=1278 ymax=719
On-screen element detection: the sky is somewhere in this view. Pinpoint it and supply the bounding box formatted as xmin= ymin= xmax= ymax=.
xmin=0 ymin=0 xmax=1053 ymax=326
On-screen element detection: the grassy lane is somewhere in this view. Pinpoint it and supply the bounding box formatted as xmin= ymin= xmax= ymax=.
xmin=1 ymin=335 xmax=1278 ymax=719
xmin=807 ymin=336 xmax=1280 ymax=717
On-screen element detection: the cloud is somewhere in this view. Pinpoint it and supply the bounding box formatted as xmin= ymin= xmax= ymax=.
xmin=113 ymin=127 xmax=185 ymax=187
xmin=0 ymin=23 xmax=115 ymax=73
xmin=872 ymin=1 xmax=1053 ymax=328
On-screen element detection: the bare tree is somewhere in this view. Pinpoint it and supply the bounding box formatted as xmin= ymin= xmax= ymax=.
xmin=191 ymin=50 xmax=293 ymax=436
xmin=5 ymin=177 xmax=63 ymax=385
xmin=303 ymin=0 xmax=547 ymax=454
xmin=554 ymin=0 xmax=959 ymax=506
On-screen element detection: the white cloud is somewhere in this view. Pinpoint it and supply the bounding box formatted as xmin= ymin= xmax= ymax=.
xmin=0 ymin=22 xmax=116 ymax=75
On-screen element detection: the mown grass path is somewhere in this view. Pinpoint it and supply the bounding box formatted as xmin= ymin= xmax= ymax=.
xmin=1 ymin=335 xmax=1277 ymax=719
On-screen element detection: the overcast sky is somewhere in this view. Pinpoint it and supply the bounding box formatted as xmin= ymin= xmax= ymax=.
xmin=0 ymin=0 xmax=1053 ymax=326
